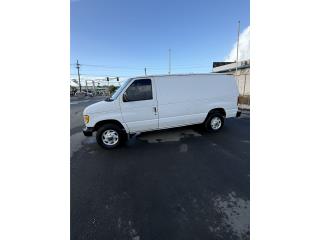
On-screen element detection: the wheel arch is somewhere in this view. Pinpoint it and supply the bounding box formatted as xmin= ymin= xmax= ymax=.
xmin=94 ymin=119 xmax=128 ymax=133
xmin=204 ymin=108 xmax=226 ymax=123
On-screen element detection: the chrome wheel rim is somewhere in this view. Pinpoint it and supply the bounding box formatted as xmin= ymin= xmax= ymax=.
xmin=210 ymin=117 xmax=222 ymax=130
xmin=102 ymin=129 xmax=119 ymax=146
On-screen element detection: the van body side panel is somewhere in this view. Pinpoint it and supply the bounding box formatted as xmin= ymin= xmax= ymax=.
xmin=119 ymin=78 xmax=159 ymax=133
xmin=83 ymin=100 xmax=131 ymax=131
xmin=83 ymin=74 xmax=238 ymax=135
xmin=120 ymin=100 xmax=158 ymax=132
xmin=225 ymin=108 xmax=238 ymax=118
xmin=154 ymin=74 xmax=238 ymax=129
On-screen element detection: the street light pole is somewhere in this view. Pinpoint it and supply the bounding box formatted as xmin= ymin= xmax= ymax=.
xmin=168 ymin=48 xmax=171 ymax=75
xmin=235 ymin=21 xmax=240 ymax=75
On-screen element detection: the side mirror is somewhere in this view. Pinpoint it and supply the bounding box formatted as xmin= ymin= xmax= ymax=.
xmin=123 ymin=92 xmax=129 ymax=102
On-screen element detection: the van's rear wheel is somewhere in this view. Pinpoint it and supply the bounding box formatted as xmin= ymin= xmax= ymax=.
xmin=96 ymin=124 xmax=124 ymax=149
xmin=205 ymin=113 xmax=224 ymax=132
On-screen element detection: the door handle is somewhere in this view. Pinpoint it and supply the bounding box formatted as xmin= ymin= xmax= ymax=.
xmin=153 ymin=107 xmax=157 ymax=114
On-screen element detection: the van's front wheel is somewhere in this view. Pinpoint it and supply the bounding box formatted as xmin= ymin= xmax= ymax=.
xmin=205 ymin=113 xmax=224 ymax=132
xmin=96 ymin=124 xmax=124 ymax=149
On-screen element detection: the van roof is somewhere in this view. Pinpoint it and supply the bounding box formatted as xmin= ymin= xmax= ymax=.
xmin=132 ymin=72 xmax=233 ymax=79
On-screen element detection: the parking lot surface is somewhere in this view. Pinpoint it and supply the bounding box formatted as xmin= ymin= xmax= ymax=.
xmin=71 ymin=97 xmax=250 ymax=240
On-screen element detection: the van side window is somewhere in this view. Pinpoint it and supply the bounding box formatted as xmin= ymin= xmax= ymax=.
xmin=123 ymin=79 xmax=153 ymax=102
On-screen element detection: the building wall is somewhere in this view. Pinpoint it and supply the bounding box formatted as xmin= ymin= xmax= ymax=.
xmin=234 ymin=69 xmax=250 ymax=96
xmin=212 ymin=60 xmax=250 ymax=97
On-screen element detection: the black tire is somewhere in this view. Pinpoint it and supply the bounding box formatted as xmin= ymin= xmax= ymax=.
xmin=204 ymin=113 xmax=224 ymax=132
xmin=96 ymin=124 xmax=126 ymax=149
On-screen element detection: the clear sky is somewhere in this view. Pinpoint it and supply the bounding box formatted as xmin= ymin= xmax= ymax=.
xmin=71 ymin=0 xmax=249 ymax=80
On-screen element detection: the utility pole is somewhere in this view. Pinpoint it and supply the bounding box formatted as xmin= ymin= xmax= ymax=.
xmin=144 ymin=67 xmax=147 ymax=76
xmin=76 ymin=60 xmax=81 ymax=92
xmin=235 ymin=21 xmax=240 ymax=75
xmin=92 ymin=80 xmax=96 ymax=95
xmin=106 ymin=77 xmax=110 ymax=97
xmin=168 ymin=48 xmax=171 ymax=75
xmin=85 ymin=80 xmax=88 ymax=93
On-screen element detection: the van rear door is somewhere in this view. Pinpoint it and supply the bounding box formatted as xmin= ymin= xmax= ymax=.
xmin=120 ymin=78 xmax=158 ymax=133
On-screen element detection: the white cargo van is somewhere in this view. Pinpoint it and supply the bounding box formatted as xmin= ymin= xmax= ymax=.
xmin=83 ymin=73 xmax=240 ymax=149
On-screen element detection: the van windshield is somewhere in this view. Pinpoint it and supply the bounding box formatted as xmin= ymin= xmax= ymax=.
xmin=106 ymin=78 xmax=131 ymax=101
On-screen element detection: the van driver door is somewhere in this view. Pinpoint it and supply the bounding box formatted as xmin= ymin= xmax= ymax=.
xmin=120 ymin=78 xmax=159 ymax=133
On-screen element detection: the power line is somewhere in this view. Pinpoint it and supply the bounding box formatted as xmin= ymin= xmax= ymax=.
xmin=70 ymin=60 xmax=212 ymax=83
xmin=70 ymin=63 xmax=210 ymax=69
xmin=70 ymin=66 xmax=210 ymax=77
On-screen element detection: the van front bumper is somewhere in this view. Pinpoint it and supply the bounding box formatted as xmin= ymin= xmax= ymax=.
xmin=83 ymin=126 xmax=94 ymax=137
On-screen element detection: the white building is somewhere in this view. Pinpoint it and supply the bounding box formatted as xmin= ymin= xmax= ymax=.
xmin=212 ymin=60 xmax=250 ymax=96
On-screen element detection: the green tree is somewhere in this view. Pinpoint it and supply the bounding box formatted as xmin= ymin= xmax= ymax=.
xmin=109 ymin=85 xmax=118 ymax=94
xmin=70 ymin=86 xmax=77 ymax=95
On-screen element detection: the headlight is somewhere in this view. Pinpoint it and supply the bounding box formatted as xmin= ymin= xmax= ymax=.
xmin=83 ymin=115 xmax=90 ymax=124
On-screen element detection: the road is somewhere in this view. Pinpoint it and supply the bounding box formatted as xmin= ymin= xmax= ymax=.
xmin=71 ymin=97 xmax=250 ymax=240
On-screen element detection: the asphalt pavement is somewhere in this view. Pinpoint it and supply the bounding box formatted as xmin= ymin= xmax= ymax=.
xmin=71 ymin=97 xmax=250 ymax=240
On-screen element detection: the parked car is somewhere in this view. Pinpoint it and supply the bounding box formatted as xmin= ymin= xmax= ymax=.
xmin=83 ymin=73 xmax=240 ymax=149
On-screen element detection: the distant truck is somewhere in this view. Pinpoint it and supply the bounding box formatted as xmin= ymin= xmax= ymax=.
xmin=83 ymin=73 xmax=240 ymax=149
